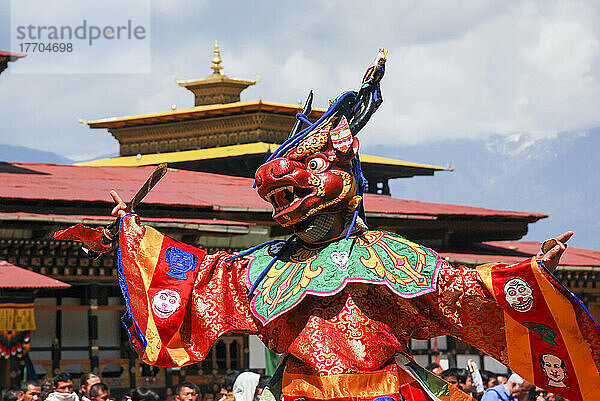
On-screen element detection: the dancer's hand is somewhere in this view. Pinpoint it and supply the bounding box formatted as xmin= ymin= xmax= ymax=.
xmin=536 ymin=231 xmax=573 ymax=272
xmin=110 ymin=190 xmax=132 ymax=218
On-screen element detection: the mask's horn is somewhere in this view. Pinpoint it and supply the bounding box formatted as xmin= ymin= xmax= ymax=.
xmin=288 ymin=90 xmax=313 ymax=139
xmin=349 ymin=49 xmax=387 ymax=135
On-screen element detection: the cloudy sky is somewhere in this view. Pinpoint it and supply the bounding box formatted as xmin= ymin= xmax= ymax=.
xmin=2 ymin=0 xmax=600 ymax=160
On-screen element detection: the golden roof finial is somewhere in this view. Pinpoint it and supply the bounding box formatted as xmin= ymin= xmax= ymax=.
xmin=211 ymin=40 xmax=223 ymax=74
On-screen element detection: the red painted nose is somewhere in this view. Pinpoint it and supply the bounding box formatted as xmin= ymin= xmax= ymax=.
xmin=255 ymin=158 xmax=298 ymax=189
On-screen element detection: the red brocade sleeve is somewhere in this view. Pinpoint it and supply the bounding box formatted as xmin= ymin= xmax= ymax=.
xmin=412 ymin=261 xmax=511 ymax=362
xmin=118 ymin=214 xmax=258 ymax=367
xmin=413 ymin=260 xmax=600 ymax=401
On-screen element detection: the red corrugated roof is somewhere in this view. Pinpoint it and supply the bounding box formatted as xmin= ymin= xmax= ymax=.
xmin=442 ymin=241 xmax=600 ymax=267
xmin=0 ymin=163 xmax=547 ymax=219
xmin=0 ymin=260 xmax=70 ymax=288
xmin=0 ymin=212 xmax=250 ymax=226
xmin=362 ymin=195 xmax=546 ymax=218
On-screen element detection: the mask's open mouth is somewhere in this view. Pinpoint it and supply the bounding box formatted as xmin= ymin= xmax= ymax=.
xmin=512 ymin=298 xmax=532 ymax=311
xmin=264 ymin=185 xmax=313 ymax=214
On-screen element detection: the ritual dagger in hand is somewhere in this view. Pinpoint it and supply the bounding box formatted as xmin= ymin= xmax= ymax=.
xmin=82 ymin=163 xmax=168 ymax=258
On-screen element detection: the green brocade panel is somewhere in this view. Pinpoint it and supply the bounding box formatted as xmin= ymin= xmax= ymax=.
xmin=246 ymin=231 xmax=441 ymax=324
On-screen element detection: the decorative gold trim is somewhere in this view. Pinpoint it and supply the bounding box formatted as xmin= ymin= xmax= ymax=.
xmin=308 ymin=175 xmax=325 ymax=197
xmin=260 ymin=255 xmax=322 ymax=315
xmin=86 ymin=101 xmax=326 ymax=128
xmin=290 ymin=121 xmax=332 ymax=159
xmin=357 ymin=232 xmax=429 ymax=286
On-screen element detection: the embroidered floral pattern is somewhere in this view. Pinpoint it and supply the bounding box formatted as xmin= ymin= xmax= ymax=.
xmin=246 ymin=231 xmax=441 ymax=325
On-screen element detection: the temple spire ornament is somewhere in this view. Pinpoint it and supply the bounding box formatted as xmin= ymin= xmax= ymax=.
xmin=174 ymin=40 xmax=255 ymax=106
xmin=211 ymin=40 xmax=223 ymax=75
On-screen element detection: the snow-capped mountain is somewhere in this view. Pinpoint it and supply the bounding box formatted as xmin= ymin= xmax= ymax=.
xmin=364 ymin=129 xmax=600 ymax=249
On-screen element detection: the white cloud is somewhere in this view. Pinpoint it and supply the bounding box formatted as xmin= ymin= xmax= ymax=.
xmin=361 ymin=1 xmax=600 ymax=145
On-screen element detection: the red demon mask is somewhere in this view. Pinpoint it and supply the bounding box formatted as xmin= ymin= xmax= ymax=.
xmin=255 ymin=49 xmax=387 ymax=229
xmin=255 ymin=114 xmax=361 ymax=227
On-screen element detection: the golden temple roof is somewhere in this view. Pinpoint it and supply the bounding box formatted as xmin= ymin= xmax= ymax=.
xmin=175 ymin=72 xmax=257 ymax=89
xmin=84 ymin=100 xmax=327 ymax=129
xmin=77 ymin=141 xmax=448 ymax=174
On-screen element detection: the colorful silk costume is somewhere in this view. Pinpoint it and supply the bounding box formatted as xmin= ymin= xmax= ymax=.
xmin=115 ymin=215 xmax=600 ymax=401
xmin=55 ymin=50 xmax=600 ymax=401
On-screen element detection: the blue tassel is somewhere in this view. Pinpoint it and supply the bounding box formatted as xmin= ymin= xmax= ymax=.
xmin=253 ymin=91 xmax=358 ymax=190
xmin=247 ymin=235 xmax=296 ymax=298
xmin=345 ymin=209 xmax=360 ymax=240
xmin=225 ymin=240 xmax=279 ymax=262
xmin=355 ymin=153 xmax=366 ymax=195
xmin=295 ymin=113 xmax=312 ymax=126
xmin=265 ymin=91 xmax=357 ymax=163
xmin=344 ymin=151 xmax=367 ymax=240
xmin=354 ymin=152 xmax=367 ymax=225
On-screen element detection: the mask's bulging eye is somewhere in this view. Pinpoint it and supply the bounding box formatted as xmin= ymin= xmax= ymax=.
xmin=307 ymin=157 xmax=326 ymax=171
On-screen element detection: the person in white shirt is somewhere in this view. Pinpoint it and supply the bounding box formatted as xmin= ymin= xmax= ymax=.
xmin=45 ymin=372 xmax=79 ymax=401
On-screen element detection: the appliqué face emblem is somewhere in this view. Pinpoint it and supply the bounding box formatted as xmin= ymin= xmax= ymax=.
xmin=165 ymin=247 xmax=198 ymax=280
xmin=503 ymin=277 xmax=534 ymax=312
xmin=331 ymin=251 xmax=349 ymax=271
xmin=540 ymin=353 xmax=568 ymax=388
xmin=330 ymin=116 xmax=353 ymax=153
xmin=151 ymin=289 xmax=181 ymax=319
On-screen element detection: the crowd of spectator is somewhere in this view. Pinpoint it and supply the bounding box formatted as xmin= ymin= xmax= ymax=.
xmin=0 ymin=370 xmax=270 ymax=401
xmin=428 ymin=360 xmax=567 ymax=401
xmin=0 ymin=364 xmax=570 ymax=401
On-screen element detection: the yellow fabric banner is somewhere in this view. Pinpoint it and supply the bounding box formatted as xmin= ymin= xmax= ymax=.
xmin=0 ymin=303 xmax=36 ymax=331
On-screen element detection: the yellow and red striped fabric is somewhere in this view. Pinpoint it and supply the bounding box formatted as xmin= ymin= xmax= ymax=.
xmin=118 ymin=214 xmax=207 ymax=367
xmin=281 ymin=361 xmax=474 ymax=401
xmin=478 ymin=258 xmax=600 ymax=401
xmin=282 ymin=369 xmax=400 ymax=401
